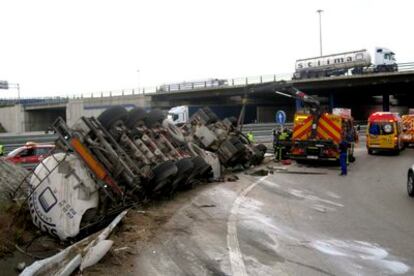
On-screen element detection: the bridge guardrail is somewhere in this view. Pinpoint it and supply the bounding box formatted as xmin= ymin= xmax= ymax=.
xmin=1 ymin=62 xmax=414 ymax=105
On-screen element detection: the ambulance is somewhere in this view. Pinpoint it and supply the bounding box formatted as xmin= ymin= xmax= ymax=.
xmin=290 ymin=108 xmax=358 ymax=161
xmin=366 ymin=112 xmax=403 ymax=154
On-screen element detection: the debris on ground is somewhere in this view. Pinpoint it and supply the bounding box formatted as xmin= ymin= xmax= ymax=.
xmin=266 ymin=164 xmax=326 ymax=175
xmin=245 ymin=169 xmax=269 ymax=176
xmin=20 ymin=210 xmax=128 ymax=275
xmin=281 ymin=159 xmax=292 ymax=165
xmin=196 ymin=204 xmax=216 ymax=208
xmin=275 ymin=170 xmax=327 ymax=175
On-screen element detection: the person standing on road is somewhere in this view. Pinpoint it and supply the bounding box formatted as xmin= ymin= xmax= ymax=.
xmin=339 ymin=139 xmax=349 ymax=176
xmin=247 ymin=131 xmax=255 ymax=143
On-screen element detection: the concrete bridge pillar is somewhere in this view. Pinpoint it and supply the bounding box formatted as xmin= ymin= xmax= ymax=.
xmin=382 ymin=93 xmax=390 ymax=112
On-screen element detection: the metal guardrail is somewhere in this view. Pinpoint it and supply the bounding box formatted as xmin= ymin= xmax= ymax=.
xmin=0 ymin=133 xmax=57 ymax=154
xmin=0 ymin=123 xmax=368 ymax=154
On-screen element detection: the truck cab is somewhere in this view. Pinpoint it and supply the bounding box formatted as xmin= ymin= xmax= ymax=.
xmin=167 ymin=106 xmax=189 ymax=125
xmin=289 ymin=109 xmax=357 ymax=162
xmin=374 ymin=47 xmax=397 ymax=72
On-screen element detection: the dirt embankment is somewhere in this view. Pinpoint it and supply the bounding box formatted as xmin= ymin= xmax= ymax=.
xmin=82 ymin=185 xmax=209 ymax=275
xmin=0 ymin=160 xmax=33 ymax=257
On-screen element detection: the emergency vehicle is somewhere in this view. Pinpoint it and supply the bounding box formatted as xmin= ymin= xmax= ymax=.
xmin=5 ymin=142 xmax=55 ymax=170
xmin=366 ymin=112 xmax=403 ymax=154
xmin=290 ymin=108 xmax=358 ymax=161
xmin=401 ymin=114 xmax=414 ymax=146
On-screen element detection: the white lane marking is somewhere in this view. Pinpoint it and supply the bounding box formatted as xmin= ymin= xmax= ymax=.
xmin=227 ymin=176 xmax=267 ymax=276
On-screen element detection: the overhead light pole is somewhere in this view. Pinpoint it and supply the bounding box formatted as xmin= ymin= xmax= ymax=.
xmin=136 ymin=69 xmax=140 ymax=92
xmin=317 ymin=9 xmax=323 ymax=56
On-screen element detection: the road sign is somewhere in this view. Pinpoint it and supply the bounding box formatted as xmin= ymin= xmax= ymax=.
xmin=0 ymin=81 xmax=8 ymax=89
xmin=276 ymin=110 xmax=286 ymax=125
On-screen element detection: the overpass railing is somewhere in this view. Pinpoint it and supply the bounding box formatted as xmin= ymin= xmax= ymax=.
xmin=1 ymin=62 xmax=414 ymax=105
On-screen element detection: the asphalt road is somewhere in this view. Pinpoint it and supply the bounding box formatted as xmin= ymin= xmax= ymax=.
xmin=124 ymin=141 xmax=414 ymax=275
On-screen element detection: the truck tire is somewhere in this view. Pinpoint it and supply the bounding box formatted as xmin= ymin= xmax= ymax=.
xmin=368 ymin=148 xmax=374 ymax=155
xmin=198 ymin=107 xmax=218 ymax=124
xmin=151 ymin=160 xmax=177 ymax=194
xmin=408 ymin=171 xmax=414 ymax=197
xmin=145 ymin=109 xmax=165 ymax=128
xmin=173 ymin=158 xmax=195 ymax=190
xmin=126 ymin=107 xmax=147 ymax=129
xmin=186 ymin=144 xmax=213 ymax=177
xmin=190 ymin=156 xmax=212 ymax=178
xmin=256 ymin=144 xmax=267 ymax=154
xmin=349 ymin=155 xmax=356 ymax=163
xmin=97 ymin=106 xmax=128 ymax=130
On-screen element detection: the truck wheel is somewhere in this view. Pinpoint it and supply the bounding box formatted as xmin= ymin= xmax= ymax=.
xmin=256 ymin=144 xmax=267 ymax=154
xmin=173 ymin=158 xmax=194 ymax=190
xmin=145 ymin=109 xmax=165 ymax=128
xmin=408 ymin=171 xmax=414 ymax=197
xmin=202 ymin=107 xmax=219 ymax=124
xmin=368 ymin=148 xmax=374 ymax=155
xmin=151 ymin=160 xmax=177 ymax=194
xmin=97 ymin=106 xmax=128 ymax=130
xmin=126 ymin=107 xmax=147 ymax=129
xmin=349 ymin=155 xmax=356 ymax=163
xmin=190 ymin=156 xmax=212 ymax=179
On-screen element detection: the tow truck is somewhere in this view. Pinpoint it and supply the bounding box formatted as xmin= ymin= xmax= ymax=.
xmin=258 ymin=82 xmax=358 ymax=162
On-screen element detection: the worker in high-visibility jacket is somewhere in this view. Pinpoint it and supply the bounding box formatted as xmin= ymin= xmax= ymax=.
xmin=273 ymin=128 xmax=291 ymax=161
xmin=0 ymin=144 xmax=4 ymax=156
xmin=247 ymin=131 xmax=255 ymax=143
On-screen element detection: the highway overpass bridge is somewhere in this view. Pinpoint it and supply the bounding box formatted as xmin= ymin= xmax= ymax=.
xmin=1 ymin=70 xmax=414 ymax=133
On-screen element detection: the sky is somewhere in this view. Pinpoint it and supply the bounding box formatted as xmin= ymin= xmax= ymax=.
xmin=0 ymin=0 xmax=413 ymax=98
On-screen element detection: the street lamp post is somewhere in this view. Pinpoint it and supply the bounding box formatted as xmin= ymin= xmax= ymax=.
xmin=136 ymin=69 xmax=140 ymax=93
xmin=317 ymin=9 xmax=323 ymax=56
xmin=16 ymin=83 xmax=20 ymax=100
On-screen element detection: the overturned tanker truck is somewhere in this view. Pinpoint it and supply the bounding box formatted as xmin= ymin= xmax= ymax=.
xmin=26 ymin=106 xmax=266 ymax=241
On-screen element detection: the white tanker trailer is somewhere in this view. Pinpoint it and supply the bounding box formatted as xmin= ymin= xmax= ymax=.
xmin=293 ymin=47 xmax=397 ymax=79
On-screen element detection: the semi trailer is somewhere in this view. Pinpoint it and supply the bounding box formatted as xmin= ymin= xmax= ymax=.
xmin=157 ymin=78 xmax=228 ymax=92
xmin=293 ymin=47 xmax=397 ymax=79
xmin=22 ymin=106 xmax=266 ymax=241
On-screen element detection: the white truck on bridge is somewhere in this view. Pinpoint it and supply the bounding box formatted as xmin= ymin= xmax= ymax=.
xmin=293 ymin=47 xmax=397 ymax=79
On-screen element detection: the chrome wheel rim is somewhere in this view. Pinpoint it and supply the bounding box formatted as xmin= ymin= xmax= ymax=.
xmin=408 ymin=174 xmax=413 ymax=193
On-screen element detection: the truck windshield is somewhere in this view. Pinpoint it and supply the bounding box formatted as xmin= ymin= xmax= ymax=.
xmin=369 ymin=122 xmax=394 ymax=135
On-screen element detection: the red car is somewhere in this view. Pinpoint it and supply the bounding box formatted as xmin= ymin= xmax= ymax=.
xmin=5 ymin=142 xmax=55 ymax=170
